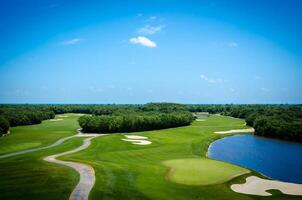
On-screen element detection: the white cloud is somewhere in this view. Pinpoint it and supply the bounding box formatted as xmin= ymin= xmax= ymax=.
xmin=89 ymin=86 xmax=103 ymax=93
xmin=210 ymin=41 xmax=239 ymax=48
xmin=129 ymin=36 xmax=157 ymax=48
xmin=60 ymin=38 xmax=82 ymax=46
xmin=260 ymin=87 xmax=272 ymax=96
xmin=200 ymin=74 xmax=225 ymax=84
xmin=261 ymin=87 xmax=270 ymax=92
xmin=228 ymin=42 xmax=238 ymax=48
xmin=128 ymin=61 xmax=136 ymax=65
xmin=138 ymin=24 xmax=164 ymax=35
xmin=255 ymin=75 xmax=263 ymax=80
xmin=149 ymin=16 xmax=157 ymax=20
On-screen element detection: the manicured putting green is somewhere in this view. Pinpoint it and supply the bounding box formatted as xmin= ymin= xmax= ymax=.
xmin=163 ymin=158 xmax=250 ymax=186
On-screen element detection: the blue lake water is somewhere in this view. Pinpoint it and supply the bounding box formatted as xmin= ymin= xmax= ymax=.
xmin=196 ymin=115 xmax=208 ymax=119
xmin=208 ymin=134 xmax=302 ymax=184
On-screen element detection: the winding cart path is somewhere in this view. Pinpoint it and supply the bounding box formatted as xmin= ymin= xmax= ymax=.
xmin=44 ymin=134 xmax=106 ymax=200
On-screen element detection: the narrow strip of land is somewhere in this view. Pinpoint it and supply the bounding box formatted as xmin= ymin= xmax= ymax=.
xmin=44 ymin=134 xmax=106 ymax=200
xmin=214 ymin=128 xmax=255 ymax=134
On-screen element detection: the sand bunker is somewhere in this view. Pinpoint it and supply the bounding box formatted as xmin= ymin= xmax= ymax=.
xmin=122 ymin=139 xmax=151 ymax=145
xmin=57 ymin=115 xmax=68 ymax=118
xmin=231 ymin=176 xmax=302 ymax=196
xmin=73 ymin=113 xmax=85 ymax=116
xmin=196 ymin=119 xmax=206 ymax=121
xmin=215 ymin=128 xmax=254 ymax=134
xmin=77 ymin=133 xmax=101 ymax=137
xmin=122 ymin=135 xmax=151 ymax=145
xmin=49 ymin=119 xmax=63 ymax=121
xmin=125 ymin=135 xmax=148 ymax=139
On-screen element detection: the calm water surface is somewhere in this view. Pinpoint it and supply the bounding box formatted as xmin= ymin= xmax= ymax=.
xmin=208 ymin=134 xmax=302 ymax=183
xmin=196 ymin=115 xmax=208 ymax=119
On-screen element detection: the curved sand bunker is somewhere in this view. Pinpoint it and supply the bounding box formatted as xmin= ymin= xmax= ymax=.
xmin=196 ymin=119 xmax=206 ymax=122
xmin=57 ymin=115 xmax=68 ymax=118
xmin=49 ymin=119 xmax=63 ymax=121
xmin=215 ymin=128 xmax=254 ymax=134
xmin=122 ymin=135 xmax=152 ymax=145
xmin=231 ymin=176 xmax=302 ymax=196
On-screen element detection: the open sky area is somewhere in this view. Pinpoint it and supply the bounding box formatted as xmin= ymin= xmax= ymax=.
xmin=0 ymin=0 xmax=301 ymax=104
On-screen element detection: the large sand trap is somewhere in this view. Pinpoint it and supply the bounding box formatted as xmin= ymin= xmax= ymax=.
xmin=125 ymin=135 xmax=148 ymax=139
xmin=215 ymin=128 xmax=254 ymax=134
xmin=122 ymin=135 xmax=151 ymax=145
xmin=196 ymin=119 xmax=206 ymax=121
xmin=57 ymin=115 xmax=68 ymax=118
xmin=73 ymin=113 xmax=85 ymax=116
xmin=231 ymin=176 xmax=302 ymax=196
xmin=49 ymin=119 xmax=63 ymax=121
xmin=122 ymin=139 xmax=152 ymax=145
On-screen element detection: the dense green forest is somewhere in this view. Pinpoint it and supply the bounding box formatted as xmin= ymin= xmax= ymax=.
xmin=0 ymin=103 xmax=192 ymax=135
xmin=0 ymin=105 xmax=55 ymax=135
xmin=0 ymin=103 xmax=301 ymax=142
xmin=79 ymin=111 xmax=193 ymax=133
xmin=0 ymin=116 xmax=9 ymax=135
xmin=187 ymin=104 xmax=302 ymax=142
xmin=77 ymin=103 xmax=193 ymax=133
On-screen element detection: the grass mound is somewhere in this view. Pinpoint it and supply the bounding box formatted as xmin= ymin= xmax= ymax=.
xmin=163 ymin=158 xmax=250 ymax=186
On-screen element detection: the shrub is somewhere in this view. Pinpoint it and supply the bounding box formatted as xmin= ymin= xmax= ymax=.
xmin=0 ymin=116 xmax=9 ymax=135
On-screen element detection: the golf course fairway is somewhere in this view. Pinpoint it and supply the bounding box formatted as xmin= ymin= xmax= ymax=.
xmin=0 ymin=114 xmax=301 ymax=200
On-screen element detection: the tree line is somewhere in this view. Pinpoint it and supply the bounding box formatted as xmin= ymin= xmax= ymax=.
xmin=1 ymin=103 xmax=301 ymax=141
xmin=79 ymin=111 xmax=194 ymax=133
xmin=187 ymin=104 xmax=302 ymax=142
xmin=0 ymin=103 xmax=191 ymax=135
xmin=0 ymin=105 xmax=55 ymax=135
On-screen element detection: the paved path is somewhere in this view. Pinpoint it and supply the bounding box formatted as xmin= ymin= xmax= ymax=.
xmin=44 ymin=134 xmax=106 ymax=200
xmin=0 ymin=127 xmax=106 ymax=200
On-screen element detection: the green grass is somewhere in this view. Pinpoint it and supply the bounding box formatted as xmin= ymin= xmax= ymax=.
xmin=0 ymin=113 xmax=85 ymax=199
xmin=0 ymin=137 xmax=84 ymax=200
xmin=163 ymin=158 xmax=250 ymax=186
xmin=0 ymin=114 xmax=301 ymax=200
xmin=0 ymin=113 xmax=80 ymax=155
xmin=61 ymin=115 xmax=301 ymax=200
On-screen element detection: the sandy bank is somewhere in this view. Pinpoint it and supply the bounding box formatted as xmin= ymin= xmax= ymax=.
xmin=231 ymin=176 xmax=302 ymax=196
xmin=122 ymin=135 xmax=152 ymax=145
xmin=215 ymin=128 xmax=254 ymax=134
xmin=125 ymin=135 xmax=148 ymax=139
xmin=49 ymin=119 xmax=63 ymax=121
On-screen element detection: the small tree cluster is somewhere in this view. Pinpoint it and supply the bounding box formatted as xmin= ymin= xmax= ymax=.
xmin=0 ymin=116 xmax=9 ymax=135
xmin=79 ymin=112 xmax=193 ymax=133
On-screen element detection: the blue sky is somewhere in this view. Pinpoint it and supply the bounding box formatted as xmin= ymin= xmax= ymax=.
xmin=0 ymin=0 xmax=302 ymax=104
